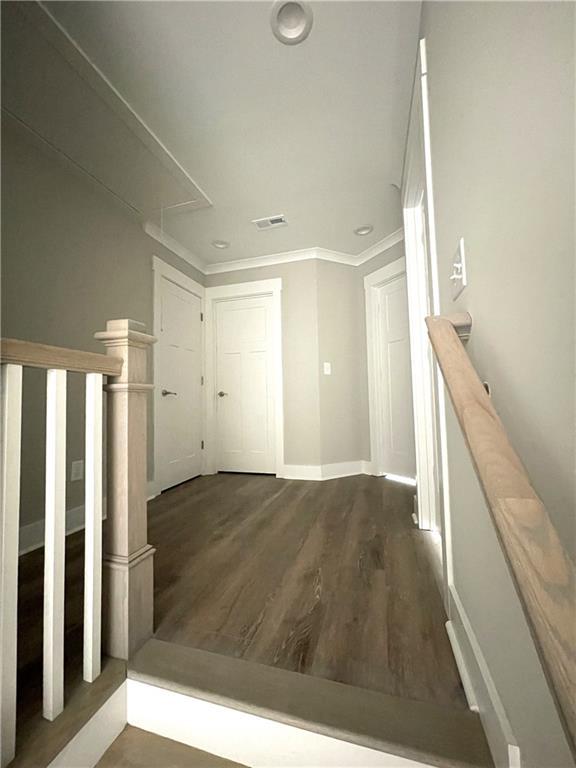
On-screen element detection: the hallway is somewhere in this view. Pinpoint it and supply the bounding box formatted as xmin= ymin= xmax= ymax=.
xmin=149 ymin=473 xmax=466 ymax=710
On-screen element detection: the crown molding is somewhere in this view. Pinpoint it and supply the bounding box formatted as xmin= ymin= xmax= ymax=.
xmin=355 ymin=228 xmax=405 ymax=265
xmin=144 ymin=222 xmax=405 ymax=276
xmin=204 ymin=228 xmax=405 ymax=274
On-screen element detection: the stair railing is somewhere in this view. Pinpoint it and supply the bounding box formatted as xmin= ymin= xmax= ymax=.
xmin=426 ymin=312 xmax=576 ymax=756
xmin=0 ymin=319 xmax=155 ymax=768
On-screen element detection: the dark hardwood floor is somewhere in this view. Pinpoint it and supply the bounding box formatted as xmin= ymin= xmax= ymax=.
xmin=16 ymin=472 xmax=466 ymax=735
xmin=149 ymin=473 xmax=467 ymax=709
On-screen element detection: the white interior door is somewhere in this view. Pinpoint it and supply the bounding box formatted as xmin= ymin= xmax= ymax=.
xmin=214 ymin=295 xmax=275 ymax=473
xmin=155 ymin=276 xmax=203 ymax=491
xmin=373 ymin=273 xmax=416 ymax=478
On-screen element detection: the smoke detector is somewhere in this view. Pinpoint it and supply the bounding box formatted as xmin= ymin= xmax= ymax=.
xmin=252 ymin=214 xmax=288 ymax=231
xmin=270 ymin=2 xmax=313 ymax=46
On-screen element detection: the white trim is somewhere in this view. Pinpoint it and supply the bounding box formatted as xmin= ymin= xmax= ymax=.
xmin=447 ymin=585 xmax=517 ymax=768
xmin=205 ymin=247 xmax=321 ymax=275
xmin=146 ymin=481 xmax=161 ymax=502
xmin=24 ymin=4 xmax=404 ymax=280
xmin=280 ymin=465 xmax=324 ymax=481
xmin=354 ymin=228 xmax=405 ymax=265
xmin=152 ymin=256 xmax=206 ymax=493
xmin=1 ymin=363 xmax=23 ymax=768
xmin=204 ymin=279 xmax=284 ymax=477
xmin=19 ymin=503 xmax=107 ymax=556
xmin=364 ymin=258 xmax=413 ymax=479
xmin=401 ymin=40 xmax=443 ymax=536
xmin=204 ymin=229 xmax=404 ymax=274
xmin=147 ymin=225 xmax=206 ymax=275
xmin=144 ymin=221 xmax=404 ymax=276
xmin=280 ymin=461 xmax=374 ymax=481
xmin=152 ymin=254 xmax=205 ymax=297
xmin=445 ymin=620 xmax=478 ymax=712
xmin=321 ymin=461 xmax=364 ymax=480
xmin=126 ymin=679 xmax=432 ymax=768
xmin=47 ymin=683 xmax=127 ymax=768
xmin=364 ymin=257 xmax=406 ymax=289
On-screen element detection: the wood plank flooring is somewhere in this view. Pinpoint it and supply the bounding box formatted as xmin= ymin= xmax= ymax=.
xmin=149 ymin=473 xmax=467 ymax=709
xmin=97 ymin=727 xmax=245 ymax=768
xmin=15 ymin=472 xmax=465 ymax=743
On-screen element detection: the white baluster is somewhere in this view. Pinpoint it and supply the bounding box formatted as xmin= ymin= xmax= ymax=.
xmin=43 ymin=369 xmax=66 ymax=721
xmin=83 ymin=373 xmax=103 ymax=683
xmin=0 ymin=364 xmax=23 ymax=768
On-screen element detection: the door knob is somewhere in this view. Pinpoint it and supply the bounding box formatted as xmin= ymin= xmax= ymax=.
xmin=217 ymin=391 xmax=228 ymax=398
xmin=161 ymin=389 xmax=178 ymax=397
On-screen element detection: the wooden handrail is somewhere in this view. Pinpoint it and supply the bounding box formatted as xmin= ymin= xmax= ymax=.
xmin=426 ymin=313 xmax=576 ymax=755
xmin=0 ymin=338 xmax=123 ymax=377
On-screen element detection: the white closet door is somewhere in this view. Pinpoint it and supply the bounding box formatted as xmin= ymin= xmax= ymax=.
xmin=156 ymin=277 xmax=203 ymax=490
xmin=377 ymin=275 xmax=416 ymax=478
xmin=215 ymin=295 xmax=275 ymax=474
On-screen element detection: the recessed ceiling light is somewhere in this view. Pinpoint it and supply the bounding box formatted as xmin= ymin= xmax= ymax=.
xmin=212 ymin=240 xmax=230 ymax=249
xmin=271 ymin=1 xmax=313 ymax=46
xmin=354 ymin=225 xmax=373 ymax=236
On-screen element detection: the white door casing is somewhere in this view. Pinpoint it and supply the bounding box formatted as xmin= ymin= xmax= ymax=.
xmin=204 ymin=279 xmax=284 ymax=476
xmin=365 ymin=258 xmax=416 ymax=479
xmin=153 ymin=257 xmax=205 ymax=493
xmin=215 ymin=295 xmax=274 ymax=473
xmin=402 ymin=39 xmax=452 ymax=591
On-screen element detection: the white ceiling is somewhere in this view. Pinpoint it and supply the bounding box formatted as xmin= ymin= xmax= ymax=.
xmin=2 ymin=3 xmax=211 ymax=217
xmin=7 ymin=2 xmax=421 ymax=266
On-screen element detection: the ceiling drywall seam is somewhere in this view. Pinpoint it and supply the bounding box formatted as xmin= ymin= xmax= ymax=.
xmin=143 ymin=221 xmax=404 ymax=275
xmin=3 ymin=107 xmax=142 ymax=219
xmin=24 ymin=1 xmax=212 ymax=209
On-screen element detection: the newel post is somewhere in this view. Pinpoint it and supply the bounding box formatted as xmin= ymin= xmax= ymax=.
xmin=95 ymin=319 xmax=156 ymax=659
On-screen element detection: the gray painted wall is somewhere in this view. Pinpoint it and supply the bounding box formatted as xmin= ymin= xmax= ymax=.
xmin=420 ymin=2 xmax=575 ymax=765
xmin=2 ymin=116 xmax=204 ymax=527
xmin=206 ymin=261 xmax=323 ymax=467
xmin=206 ymin=241 xmax=405 ymax=469
xmin=3 ymin=109 xmax=404 ymax=528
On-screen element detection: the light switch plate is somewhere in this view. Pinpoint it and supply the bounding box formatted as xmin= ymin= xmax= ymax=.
xmin=451 ymin=237 xmax=467 ymax=301
xmin=71 ymin=459 xmax=84 ymax=482
xmin=323 ymin=362 xmax=332 ymax=376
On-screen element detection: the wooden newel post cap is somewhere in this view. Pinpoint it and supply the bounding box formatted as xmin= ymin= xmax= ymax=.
xmin=94 ymin=319 xmax=156 ymax=349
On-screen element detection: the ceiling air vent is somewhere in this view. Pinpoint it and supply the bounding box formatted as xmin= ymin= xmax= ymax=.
xmin=252 ymin=214 xmax=287 ymax=231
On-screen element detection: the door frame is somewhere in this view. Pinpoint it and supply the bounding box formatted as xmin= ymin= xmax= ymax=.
xmin=204 ymin=278 xmax=284 ymax=476
xmin=402 ymin=39 xmax=452 ymax=590
xmin=152 ymin=255 xmax=205 ymax=496
xmin=364 ymin=257 xmax=415 ymax=480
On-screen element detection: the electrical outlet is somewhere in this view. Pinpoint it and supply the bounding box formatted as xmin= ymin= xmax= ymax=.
xmin=71 ymin=459 xmax=84 ymax=482
xmin=323 ymin=362 xmax=332 ymax=375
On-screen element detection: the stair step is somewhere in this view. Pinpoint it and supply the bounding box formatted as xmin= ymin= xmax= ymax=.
xmin=96 ymin=726 xmax=246 ymax=768
xmin=128 ymin=639 xmax=493 ymax=768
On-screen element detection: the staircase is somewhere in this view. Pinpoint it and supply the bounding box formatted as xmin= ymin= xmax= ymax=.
xmin=124 ymin=639 xmax=491 ymax=768
xmin=2 ymin=312 xmax=574 ymax=767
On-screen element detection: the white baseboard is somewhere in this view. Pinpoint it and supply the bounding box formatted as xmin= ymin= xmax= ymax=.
xmin=47 ymin=683 xmax=126 ymax=768
xmin=321 ymin=461 xmax=365 ymax=480
xmin=447 ymin=584 xmax=516 ymax=768
xmin=20 ymin=483 xmax=162 ymax=555
xmin=126 ymin=679 xmax=431 ymax=767
xmin=147 ymin=480 xmax=161 ymax=501
xmin=445 ymin=620 xmax=478 ymax=712
xmin=280 ymin=461 xmax=374 ymax=481
xmin=280 ymin=464 xmax=324 ymax=480
xmin=19 ymin=502 xmax=106 ymax=556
